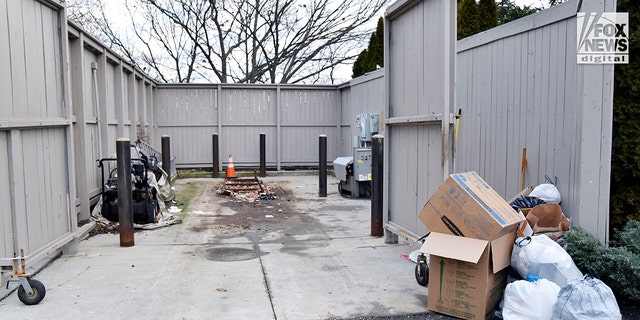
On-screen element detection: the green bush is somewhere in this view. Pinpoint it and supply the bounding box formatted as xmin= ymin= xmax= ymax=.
xmin=565 ymin=221 xmax=640 ymax=302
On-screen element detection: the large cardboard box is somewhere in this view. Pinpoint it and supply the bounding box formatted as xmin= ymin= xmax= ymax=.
xmin=420 ymin=232 xmax=514 ymax=320
xmin=418 ymin=172 xmax=523 ymax=240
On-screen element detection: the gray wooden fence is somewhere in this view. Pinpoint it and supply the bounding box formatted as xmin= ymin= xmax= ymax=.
xmin=383 ymin=0 xmax=456 ymax=242
xmin=153 ymin=84 xmax=342 ymax=170
xmin=0 ymin=0 xmax=617 ymax=287
xmin=1 ymin=0 xmax=157 ymax=288
xmin=1 ymin=0 xmax=76 ymax=274
xmin=383 ymin=0 xmax=616 ymax=244
xmin=454 ymin=0 xmax=616 ymax=242
xmin=67 ymin=24 xmax=157 ymax=225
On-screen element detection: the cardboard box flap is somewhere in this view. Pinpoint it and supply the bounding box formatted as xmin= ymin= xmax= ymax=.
xmin=420 ymin=232 xmax=489 ymax=264
xmin=490 ymin=232 xmax=516 ymax=272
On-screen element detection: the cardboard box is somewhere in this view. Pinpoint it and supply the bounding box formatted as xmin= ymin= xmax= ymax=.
xmin=420 ymin=232 xmax=515 ymax=320
xmin=418 ymin=172 xmax=523 ymax=240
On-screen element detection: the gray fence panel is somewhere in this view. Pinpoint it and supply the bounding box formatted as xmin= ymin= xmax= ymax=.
xmin=383 ymin=0 xmax=454 ymax=240
xmin=453 ymin=0 xmax=613 ymax=242
xmin=339 ymin=69 xmax=385 ymax=156
xmin=221 ymin=87 xmax=276 ymax=166
xmin=155 ymin=85 xmax=342 ymax=168
xmin=21 ymin=129 xmax=70 ymax=251
xmin=154 ymin=86 xmax=217 ymax=167
xmin=0 ymin=0 xmax=74 ymax=264
xmin=0 ymin=134 xmax=12 ymax=257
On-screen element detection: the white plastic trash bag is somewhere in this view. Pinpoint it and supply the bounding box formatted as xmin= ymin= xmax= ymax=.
xmin=511 ymin=235 xmax=583 ymax=288
xmin=551 ymin=276 xmax=622 ymax=320
xmin=503 ymin=275 xmax=560 ymax=320
xmin=529 ymin=183 xmax=561 ymax=204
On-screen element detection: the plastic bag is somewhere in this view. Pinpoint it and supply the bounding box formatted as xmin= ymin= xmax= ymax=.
xmin=529 ymin=184 xmax=561 ymax=204
xmin=510 ymin=195 xmax=546 ymax=211
xmin=551 ymin=276 xmax=621 ymax=320
xmin=511 ymin=235 xmax=583 ymax=288
xmin=503 ymin=275 xmax=560 ymax=320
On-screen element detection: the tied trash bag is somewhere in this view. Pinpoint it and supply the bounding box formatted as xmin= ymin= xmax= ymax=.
xmin=503 ymin=275 xmax=560 ymax=320
xmin=511 ymin=235 xmax=583 ymax=288
xmin=551 ymin=276 xmax=621 ymax=320
xmin=529 ymin=184 xmax=561 ymax=204
xmin=510 ymin=195 xmax=546 ymax=212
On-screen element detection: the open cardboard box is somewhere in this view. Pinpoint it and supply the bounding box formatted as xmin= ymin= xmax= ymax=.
xmin=420 ymin=232 xmax=515 ymax=320
xmin=418 ymin=172 xmax=524 ymax=240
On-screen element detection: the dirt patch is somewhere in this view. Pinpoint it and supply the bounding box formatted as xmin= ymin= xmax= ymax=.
xmin=181 ymin=179 xmax=328 ymax=242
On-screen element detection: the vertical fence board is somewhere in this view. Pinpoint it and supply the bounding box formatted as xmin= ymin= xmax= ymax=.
xmin=0 ymin=133 xmax=13 ymax=258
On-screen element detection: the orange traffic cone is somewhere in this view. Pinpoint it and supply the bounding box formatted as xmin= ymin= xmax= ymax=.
xmin=226 ymin=153 xmax=237 ymax=178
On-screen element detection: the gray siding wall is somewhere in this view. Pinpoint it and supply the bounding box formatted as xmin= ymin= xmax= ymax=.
xmin=0 ymin=0 xmax=73 ymax=263
xmin=154 ymin=84 xmax=342 ymax=170
xmin=455 ymin=0 xmax=614 ymax=242
xmin=383 ymin=0 xmax=615 ymax=243
xmin=67 ymin=25 xmax=156 ymax=224
xmin=338 ymin=69 xmax=385 ymax=157
xmin=1 ymin=0 xmax=157 ymax=276
xmin=383 ymin=0 xmax=456 ymax=240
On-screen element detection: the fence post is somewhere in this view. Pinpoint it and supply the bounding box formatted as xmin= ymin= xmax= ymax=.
xmin=161 ymin=135 xmax=171 ymax=178
xmin=371 ymin=134 xmax=384 ymax=237
xmin=319 ymin=134 xmax=327 ymax=197
xmin=116 ymin=138 xmax=134 ymax=247
xmin=259 ymin=133 xmax=266 ymax=177
xmin=212 ymin=133 xmax=220 ymax=178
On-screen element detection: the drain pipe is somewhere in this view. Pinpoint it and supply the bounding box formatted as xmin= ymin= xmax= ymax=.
xmin=91 ymin=62 xmax=103 ymax=159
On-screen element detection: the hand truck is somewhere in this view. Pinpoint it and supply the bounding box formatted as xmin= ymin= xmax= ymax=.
xmin=1 ymin=249 xmax=46 ymax=305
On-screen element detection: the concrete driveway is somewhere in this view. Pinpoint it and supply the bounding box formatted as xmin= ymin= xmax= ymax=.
xmin=0 ymin=176 xmax=442 ymax=320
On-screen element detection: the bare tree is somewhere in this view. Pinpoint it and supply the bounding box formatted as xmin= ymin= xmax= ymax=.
xmin=67 ymin=0 xmax=386 ymax=84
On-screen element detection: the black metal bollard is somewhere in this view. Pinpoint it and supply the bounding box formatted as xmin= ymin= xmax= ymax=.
xmin=259 ymin=133 xmax=266 ymax=177
xmin=371 ymin=134 xmax=384 ymax=237
xmin=161 ymin=135 xmax=171 ymax=178
xmin=319 ymin=134 xmax=327 ymax=197
xmin=116 ymin=138 xmax=134 ymax=247
xmin=212 ymin=133 xmax=220 ymax=178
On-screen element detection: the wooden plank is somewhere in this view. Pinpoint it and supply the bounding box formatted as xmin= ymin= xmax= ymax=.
xmin=23 ymin=130 xmax=45 ymax=249
xmin=0 ymin=0 xmax=14 ymax=120
xmin=23 ymin=0 xmax=47 ymax=118
xmin=40 ymin=4 xmax=61 ymax=118
xmin=8 ymin=131 xmax=28 ymax=252
xmin=7 ymin=0 xmax=28 ymax=118
xmin=457 ymin=0 xmax=577 ymax=52
xmin=0 ymin=119 xmax=71 ymax=129
xmin=0 ymin=133 xmax=13 ymax=258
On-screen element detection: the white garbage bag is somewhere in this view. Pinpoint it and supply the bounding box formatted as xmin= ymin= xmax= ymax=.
xmin=551 ymin=276 xmax=621 ymax=320
xmin=503 ymin=275 xmax=560 ymax=320
xmin=511 ymin=235 xmax=583 ymax=288
xmin=529 ymin=183 xmax=561 ymax=204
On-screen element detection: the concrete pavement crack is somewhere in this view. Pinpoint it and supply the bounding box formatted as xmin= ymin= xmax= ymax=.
xmin=250 ymin=234 xmax=278 ymax=320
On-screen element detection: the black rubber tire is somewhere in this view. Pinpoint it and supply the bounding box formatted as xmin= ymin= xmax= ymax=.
xmin=17 ymin=279 xmax=46 ymax=305
xmin=415 ymin=263 xmax=429 ymax=286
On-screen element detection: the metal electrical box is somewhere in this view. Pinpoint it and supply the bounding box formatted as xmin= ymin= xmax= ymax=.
xmin=353 ymin=148 xmax=372 ymax=181
xmin=333 ymin=113 xmax=379 ymax=198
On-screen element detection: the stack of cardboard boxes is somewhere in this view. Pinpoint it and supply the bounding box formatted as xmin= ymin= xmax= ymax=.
xmin=418 ymin=172 xmax=524 ymax=320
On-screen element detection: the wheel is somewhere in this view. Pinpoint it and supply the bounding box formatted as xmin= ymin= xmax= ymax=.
xmin=17 ymin=278 xmax=46 ymax=305
xmin=415 ymin=263 xmax=429 ymax=286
